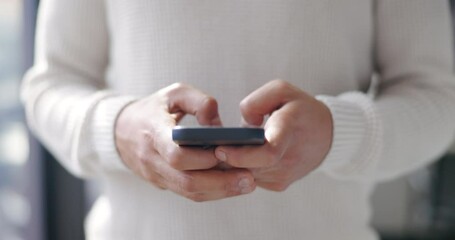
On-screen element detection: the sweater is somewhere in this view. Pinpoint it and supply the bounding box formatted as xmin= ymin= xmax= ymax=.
xmin=22 ymin=0 xmax=455 ymax=239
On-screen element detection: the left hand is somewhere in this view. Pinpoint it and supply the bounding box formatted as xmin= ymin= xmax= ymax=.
xmin=215 ymin=80 xmax=333 ymax=192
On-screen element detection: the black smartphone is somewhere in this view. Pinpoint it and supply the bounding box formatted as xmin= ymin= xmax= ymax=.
xmin=172 ymin=127 xmax=265 ymax=146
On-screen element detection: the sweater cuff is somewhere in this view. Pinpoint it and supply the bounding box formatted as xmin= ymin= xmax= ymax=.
xmin=315 ymin=93 xmax=369 ymax=171
xmin=91 ymin=95 xmax=138 ymax=172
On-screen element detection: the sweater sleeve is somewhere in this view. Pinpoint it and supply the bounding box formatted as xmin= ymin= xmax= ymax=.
xmin=21 ymin=0 xmax=136 ymax=178
xmin=316 ymin=0 xmax=455 ymax=182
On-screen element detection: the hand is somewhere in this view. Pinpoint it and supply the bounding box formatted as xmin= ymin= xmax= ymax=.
xmin=115 ymin=83 xmax=256 ymax=202
xmin=215 ymin=80 xmax=333 ymax=192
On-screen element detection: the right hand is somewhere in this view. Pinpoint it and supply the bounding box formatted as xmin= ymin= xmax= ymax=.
xmin=115 ymin=83 xmax=256 ymax=202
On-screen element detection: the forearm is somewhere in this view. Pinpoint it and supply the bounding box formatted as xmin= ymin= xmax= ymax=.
xmin=23 ymin=70 xmax=113 ymax=177
xmin=21 ymin=0 xmax=135 ymax=177
xmin=317 ymin=0 xmax=455 ymax=181
xmin=318 ymin=75 xmax=455 ymax=181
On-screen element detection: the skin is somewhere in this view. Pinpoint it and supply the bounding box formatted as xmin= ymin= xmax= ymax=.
xmin=215 ymin=80 xmax=333 ymax=192
xmin=115 ymin=83 xmax=256 ymax=202
xmin=115 ymin=79 xmax=333 ymax=201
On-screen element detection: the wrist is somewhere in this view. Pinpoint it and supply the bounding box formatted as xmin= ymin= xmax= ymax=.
xmin=91 ymin=95 xmax=138 ymax=172
xmin=315 ymin=94 xmax=368 ymax=170
xmin=114 ymin=99 xmax=139 ymax=167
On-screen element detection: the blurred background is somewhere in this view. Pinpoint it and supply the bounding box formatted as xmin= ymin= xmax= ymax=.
xmin=0 ymin=0 xmax=454 ymax=239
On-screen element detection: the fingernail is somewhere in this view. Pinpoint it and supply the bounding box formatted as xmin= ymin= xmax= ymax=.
xmin=216 ymin=150 xmax=227 ymax=162
xmin=238 ymin=178 xmax=251 ymax=188
xmin=238 ymin=178 xmax=253 ymax=194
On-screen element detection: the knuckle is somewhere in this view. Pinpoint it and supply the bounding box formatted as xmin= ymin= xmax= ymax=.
xmin=165 ymin=82 xmax=189 ymax=96
xmin=271 ymin=79 xmax=289 ymax=90
xmin=136 ymin=147 xmax=152 ymax=167
xmin=170 ymin=82 xmax=188 ymax=91
xmin=239 ymin=98 xmax=251 ymax=115
xmin=167 ymin=148 xmax=185 ymax=169
xmin=137 ymin=132 xmax=157 ymax=163
xmin=178 ymin=174 xmax=198 ymax=193
xmin=137 ymin=151 xmax=149 ymax=166
xmin=168 ymin=157 xmax=183 ymax=170
xmin=141 ymin=130 xmax=156 ymax=148
xmin=264 ymin=147 xmax=281 ymax=167
xmin=146 ymin=175 xmax=159 ymax=184
xmin=197 ymin=96 xmax=219 ymax=125
xmin=141 ymin=168 xmax=158 ymax=184
xmin=201 ymin=96 xmax=218 ymax=110
xmin=153 ymin=179 xmax=167 ymax=190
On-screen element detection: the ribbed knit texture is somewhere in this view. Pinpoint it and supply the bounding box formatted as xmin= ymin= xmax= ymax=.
xmin=91 ymin=95 xmax=138 ymax=172
xmin=22 ymin=0 xmax=455 ymax=239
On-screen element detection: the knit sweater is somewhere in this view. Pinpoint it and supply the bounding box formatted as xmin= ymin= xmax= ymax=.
xmin=22 ymin=0 xmax=455 ymax=239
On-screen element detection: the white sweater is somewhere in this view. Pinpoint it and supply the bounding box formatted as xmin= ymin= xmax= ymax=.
xmin=22 ymin=0 xmax=455 ymax=239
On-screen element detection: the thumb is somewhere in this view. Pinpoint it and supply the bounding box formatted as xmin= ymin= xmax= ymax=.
xmin=240 ymin=80 xmax=298 ymax=126
xmin=162 ymin=83 xmax=222 ymax=126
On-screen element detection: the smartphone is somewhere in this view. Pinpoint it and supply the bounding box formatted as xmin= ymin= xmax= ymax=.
xmin=172 ymin=126 xmax=265 ymax=146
